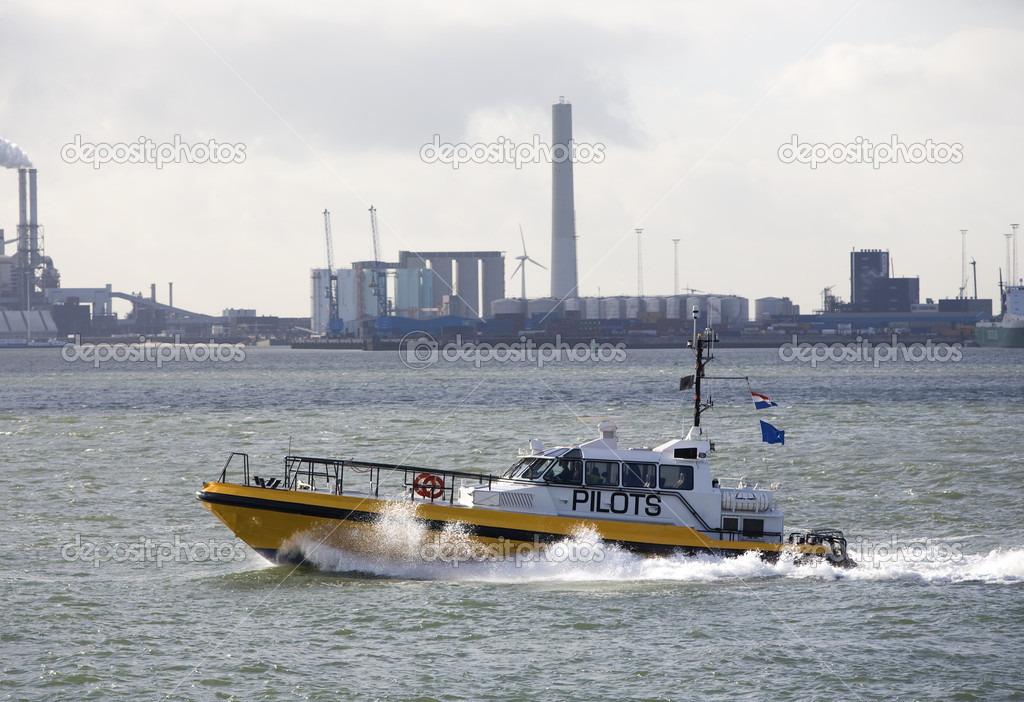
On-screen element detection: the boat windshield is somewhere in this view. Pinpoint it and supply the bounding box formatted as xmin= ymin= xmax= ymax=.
xmin=505 ymin=457 xmax=554 ymax=480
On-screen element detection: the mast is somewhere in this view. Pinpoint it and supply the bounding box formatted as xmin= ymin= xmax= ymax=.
xmin=687 ymin=305 xmax=712 ymax=432
xmin=693 ymin=332 xmax=705 ymax=428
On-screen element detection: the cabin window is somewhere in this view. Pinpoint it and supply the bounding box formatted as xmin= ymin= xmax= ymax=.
xmin=658 ymin=464 xmax=694 ymax=491
xmin=502 ymin=458 xmax=527 ymax=478
xmin=545 ymin=459 xmax=583 ymax=484
xmin=519 ymin=458 xmax=553 ymax=480
xmin=742 ymin=518 xmax=764 ymax=537
xmin=584 ymin=460 xmax=620 ymax=487
xmin=722 ymin=517 xmax=739 ymax=532
xmin=622 ymin=462 xmax=657 ymax=488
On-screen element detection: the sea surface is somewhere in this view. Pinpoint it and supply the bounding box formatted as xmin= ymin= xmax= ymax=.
xmin=1 ymin=343 xmax=1022 ymax=701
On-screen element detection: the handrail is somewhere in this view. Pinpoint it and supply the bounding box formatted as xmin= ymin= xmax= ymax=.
xmin=219 ymin=452 xmax=250 ymax=484
xmin=280 ymin=455 xmax=506 ymax=505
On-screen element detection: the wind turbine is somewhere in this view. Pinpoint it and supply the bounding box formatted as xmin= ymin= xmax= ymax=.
xmin=510 ymin=225 xmax=547 ymax=301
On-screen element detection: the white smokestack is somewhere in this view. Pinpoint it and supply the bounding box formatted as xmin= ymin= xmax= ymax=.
xmin=0 ymin=137 xmax=32 ymax=169
xmin=28 ymin=168 xmax=40 ymax=270
xmin=550 ymin=97 xmax=578 ymax=300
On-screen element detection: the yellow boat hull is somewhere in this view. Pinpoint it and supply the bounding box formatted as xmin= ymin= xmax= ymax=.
xmin=196 ymin=481 xmax=832 ymax=565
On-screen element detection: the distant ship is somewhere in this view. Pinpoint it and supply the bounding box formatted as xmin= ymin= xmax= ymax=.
xmin=976 ymin=283 xmax=1024 ymax=348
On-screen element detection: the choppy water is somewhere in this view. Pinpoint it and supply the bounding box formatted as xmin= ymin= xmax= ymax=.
xmin=2 ymin=345 xmax=1023 ymax=701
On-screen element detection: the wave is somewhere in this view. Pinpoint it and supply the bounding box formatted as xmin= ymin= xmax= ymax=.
xmin=279 ymin=504 xmax=1024 ymax=584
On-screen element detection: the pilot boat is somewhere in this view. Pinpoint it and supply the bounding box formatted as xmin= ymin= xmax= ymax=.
xmin=197 ymin=318 xmax=853 ymax=569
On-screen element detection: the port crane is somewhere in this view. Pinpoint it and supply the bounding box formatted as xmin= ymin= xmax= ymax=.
xmin=368 ymin=206 xmax=388 ymax=320
xmin=322 ymin=209 xmax=341 ymax=336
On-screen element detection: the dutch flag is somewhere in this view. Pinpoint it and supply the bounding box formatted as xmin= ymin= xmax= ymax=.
xmin=751 ymin=391 xmax=777 ymax=410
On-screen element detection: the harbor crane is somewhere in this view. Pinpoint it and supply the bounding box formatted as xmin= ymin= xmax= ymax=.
xmin=323 ymin=209 xmax=341 ymax=336
xmin=323 ymin=210 xmax=337 ymax=318
xmin=368 ymin=206 xmax=388 ymax=319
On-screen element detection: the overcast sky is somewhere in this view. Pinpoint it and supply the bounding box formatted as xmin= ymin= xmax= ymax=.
xmin=2 ymin=0 xmax=1022 ymax=318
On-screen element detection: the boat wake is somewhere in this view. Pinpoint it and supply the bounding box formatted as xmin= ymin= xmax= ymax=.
xmin=277 ymin=504 xmax=1024 ymax=584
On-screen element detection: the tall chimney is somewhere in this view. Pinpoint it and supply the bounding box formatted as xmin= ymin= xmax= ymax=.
xmin=168 ymin=282 xmax=173 ymax=309
xmin=17 ymin=168 xmax=30 ymax=309
xmin=28 ymin=168 xmax=38 ymax=268
xmin=17 ymin=168 xmax=27 ymax=263
xmin=151 ymin=283 xmax=157 ymax=301
xmin=550 ymin=97 xmax=578 ymax=300
xmin=18 ymin=168 xmax=27 ymax=230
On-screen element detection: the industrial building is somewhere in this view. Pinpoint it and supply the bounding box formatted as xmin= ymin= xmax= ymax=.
xmin=755 ymin=297 xmax=800 ymax=321
xmin=311 ymin=250 xmax=506 ymax=336
xmin=849 ymin=249 xmax=921 ymax=313
xmin=750 ymin=248 xmax=993 ymax=335
xmin=0 ymin=168 xmax=61 ymax=313
xmin=309 ymin=99 xmax=755 ymax=340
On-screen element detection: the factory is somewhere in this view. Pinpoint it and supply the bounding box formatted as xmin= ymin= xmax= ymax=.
xmin=753 ymin=247 xmax=995 ymax=337
xmin=0 ymin=141 xmax=309 ymax=343
xmin=311 ymin=249 xmax=506 ymax=337
xmin=310 ymin=99 xmax=750 ymax=342
xmin=0 ymin=165 xmax=62 ymax=339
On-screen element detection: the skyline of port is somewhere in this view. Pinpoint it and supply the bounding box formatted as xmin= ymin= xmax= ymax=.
xmin=1 ymin=3 xmax=1021 ymax=319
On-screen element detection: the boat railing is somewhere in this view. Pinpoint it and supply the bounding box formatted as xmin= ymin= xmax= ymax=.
xmin=716 ymin=477 xmax=781 ymax=491
xmin=280 ymin=455 xmax=501 ymax=505
xmin=218 ymin=452 xmax=250 ymax=484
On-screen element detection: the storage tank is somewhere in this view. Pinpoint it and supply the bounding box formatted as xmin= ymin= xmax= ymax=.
xmin=490 ymin=298 xmax=524 ymax=316
xmin=706 ymin=296 xmax=722 ymax=326
xmin=721 ymin=296 xmax=743 ymax=326
xmin=625 ymin=297 xmax=641 ymax=319
xmin=643 ymin=297 xmax=666 ymax=318
xmin=666 ymin=296 xmax=684 ymax=319
xmin=583 ymin=297 xmax=602 ymax=319
xmin=527 ymin=297 xmax=560 ymax=318
xmin=601 ymin=297 xmax=625 ymax=320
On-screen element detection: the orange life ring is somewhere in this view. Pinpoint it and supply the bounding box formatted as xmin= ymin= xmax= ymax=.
xmin=414 ymin=473 xmax=444 ymax=499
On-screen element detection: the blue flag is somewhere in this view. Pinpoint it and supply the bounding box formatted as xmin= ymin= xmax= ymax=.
xmin=760 ymin=420 xmax=785 ymax=445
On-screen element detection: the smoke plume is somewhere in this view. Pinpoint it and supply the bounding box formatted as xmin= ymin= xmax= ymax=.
xmin=0 ymin=137 xmax=33 ymax=168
